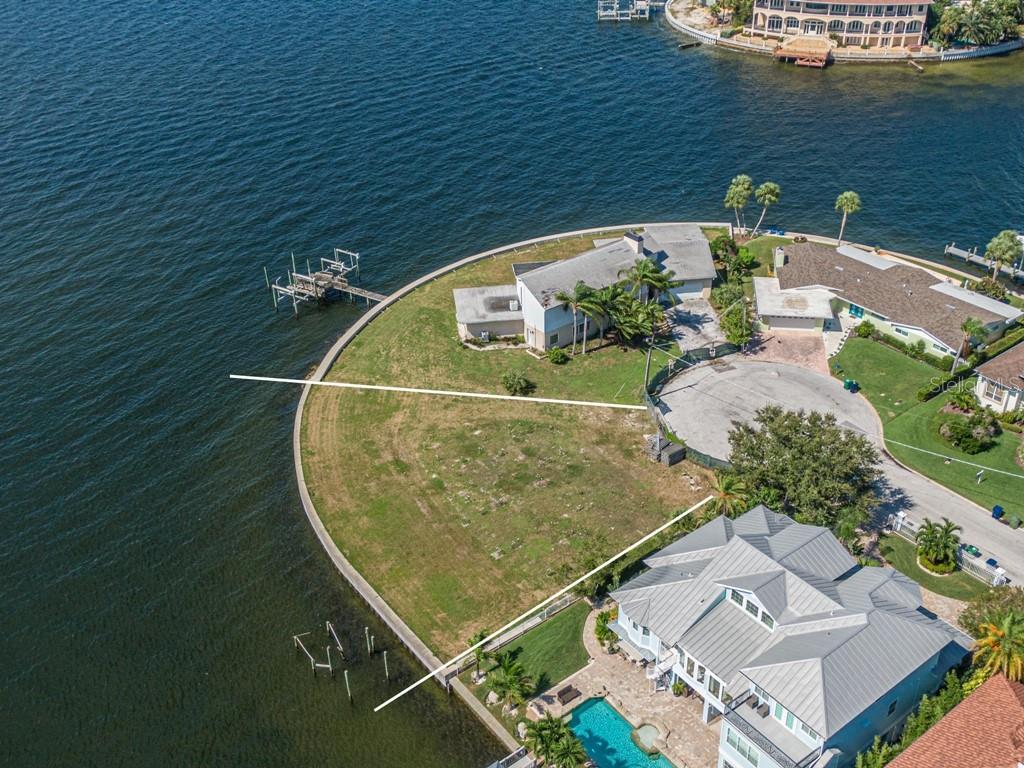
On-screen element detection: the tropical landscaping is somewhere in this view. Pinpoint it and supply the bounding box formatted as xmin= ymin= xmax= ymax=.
xmin=301 ymin=232 xmax=713 ymax=656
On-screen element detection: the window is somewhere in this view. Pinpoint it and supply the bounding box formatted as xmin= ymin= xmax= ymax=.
xmin=549 ymin=333 xmax=559 ymax=346
xmin=894 ymin=327 xmax=909 ymax=336
xmin=774 ymin=702 xmax=783 ymax=719
xmin=984 ymin=379 xmax=1006 ymax=404
xmin=745 ymin=600 xmax=760 ymax=618
xmin=832 ymin=2 xmax=848 ymax=10
xmin=800 ymin=722 xmax=820 ymax=740
xmin=754 ymin=685 xmax=769 ymax=701
xmin=642 ymin=626 xmax=650 ymax=637
xmin=726 ymin=728 xmax=760 ymax=767
xmin=851 ymin=4 xmax=868 ymax=14
xmin=786 ymin=711 xmax=795 ymax=729
xmin=697 ymin=665 xmax=706 ymax=683
xmin=631 ymin=619 xmax=638 ymax=630
xmin=768 ymin=14 xmax=783 ymax=28
xmin=760 ymin=612 xmax=775 ymax=630
xmin=709 ymin=676 xmax=722 ymax=699
xmin=686 ymin=657 xmax=695 ymax=676
xmin=887 ymin=699 xmax=898 ymax=716
xmin=731 ymin=589 xmax=745 ymax=605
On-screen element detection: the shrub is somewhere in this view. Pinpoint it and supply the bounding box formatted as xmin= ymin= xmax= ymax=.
xmin=547 ymin=347 xmax=570 ymax=365
xmin=1009 ymin=515 xmax=1022 ymax=530
xmin=501 ymin=370 xmax=535 ymax=396
xmin=710 ymin=234 xmax=738 ymax=260
xmin=939 ymin=411 xmax=1000 ymax=454
xmin=711 ymin=281 xmax=744 ymax=311
xmin=919 ymin=554 xmax=957 ymax=574
xmin=855 ymin=320 xmax=876 ymax=338
xmin=972 ymin=277 xmax=1008 ymax=301
xmin=949 ymin=383 xmax=977 ymax=411
xmin=671 ymin=681 xmax=688 ymax=697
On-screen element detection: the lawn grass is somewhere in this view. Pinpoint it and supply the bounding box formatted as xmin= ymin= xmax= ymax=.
xmin=464 ymin=601 xmax=591 ymax=734
xmin=831 ymin=337 xmax=937 ymax=423
xmin=302 ymin=232 xmax=713 ymax=655
xmin=878 ymin=534 xmax=990 ymax=601
xmin=744 ymin=235 xmax=790 ymax=278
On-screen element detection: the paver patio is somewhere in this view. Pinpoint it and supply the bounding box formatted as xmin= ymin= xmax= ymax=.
xmin=744 ymin=330 xmax=829 ymax=374
xmin=527 ymin=609 xmax=720 ymax=768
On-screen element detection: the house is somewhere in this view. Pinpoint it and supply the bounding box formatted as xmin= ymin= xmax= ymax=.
xmin=753 ymin=275 xmax=834 ymax=332
xmin=609 ymin=506 xmax=972 ymax=768
xmin=453 ymin=225 xmax=718 ymax=349
xmin=746 ymin=0 xmax=931 ymax=51
xmin=974 ymin=342 xmax=1024 ymax=414
xmin=887 ymin=674 xmax=1024 ymax=768
xmin=760 ymin=241 xmax=1022 ymax=356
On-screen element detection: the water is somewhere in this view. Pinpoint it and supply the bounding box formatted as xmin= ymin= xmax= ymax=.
xmin=1 ymin=1 xmax=1022 ymax=766
xmin=570 ymin=698 xmax=675 ymax=768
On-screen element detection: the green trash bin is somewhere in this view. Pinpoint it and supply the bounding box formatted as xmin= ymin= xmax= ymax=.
xmin=844 ymin=379 xmax=852 ymax=390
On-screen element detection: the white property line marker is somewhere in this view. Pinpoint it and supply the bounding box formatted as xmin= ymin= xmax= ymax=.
xmin=229 ymin=374 xmax=647 ymax=411
xmin=885 ymin=438 xmax=1024 ymax=480
xmin=371 ymin=495 xmax=714 ymax=713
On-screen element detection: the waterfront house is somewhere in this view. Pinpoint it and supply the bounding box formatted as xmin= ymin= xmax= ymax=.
xmin=746 ymin=0 xmax=931 ymax=50
xmin=610 ymin=506 xmax=972 ymax=768
xmin=887 ymin=674 xmax=1024 ymax=768
xmin=974 ymin=342 xmax=1024 ymax=414
xmin=453 ymin=225 xmax=717 ymax=349
xmin=759 ymin=241 xmax=1022 ymax=356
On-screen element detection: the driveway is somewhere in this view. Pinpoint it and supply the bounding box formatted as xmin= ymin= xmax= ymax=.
xmin=666 ymin=299 xmax=724 ymax=352
xmin=745 ymin=331 xmax=829 ymax=374
xmin=658 ymin=359 xmax=1023 ymax=585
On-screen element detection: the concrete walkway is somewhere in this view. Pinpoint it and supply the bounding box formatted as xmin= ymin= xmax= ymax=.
xmin=658 ymin=359 xmax=1024 ymax=586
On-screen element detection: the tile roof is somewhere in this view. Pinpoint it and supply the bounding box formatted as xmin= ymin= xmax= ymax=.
xmin=611 ymin=506 xmax=973 ymax=739
xmin=777 ymin=241 xmax=1020 ymax=350
xmin=976 ymin=342 xmax=1024 ymax=390
xmin=887 ymin=674 xmax=1024 ymax=768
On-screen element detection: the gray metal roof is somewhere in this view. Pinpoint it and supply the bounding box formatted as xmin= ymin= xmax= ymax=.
xmin=612 ymin=506 xmax=973 ymax=739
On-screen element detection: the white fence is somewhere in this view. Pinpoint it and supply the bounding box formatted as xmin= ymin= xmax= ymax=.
xmin=886 ymin=514 xmax=1007 ymax=586
xmin=940 ymin=39 xmax=1024 ymax=61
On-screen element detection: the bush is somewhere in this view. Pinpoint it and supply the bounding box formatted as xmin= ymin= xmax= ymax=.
xmin=711 ymin=281 xmax=744 ymax=311
xmin=856 ymin=320 xmax=876 ymax=338
xmin=939 ymin=411 xmax=1000 ymax=454
xmin=919 ymin=554 xmax=957 ymax=574
xmin=949 ymin=383 xmax=977 ymax=411
xmin=972 ymin=277 xmax=1008 ymax=301
xmin=1009 ymin=515 xmax=1022 ymax=530
xmin=710 ymin=234 xmax=738 ymax=260
xmin=501 ymin=370 xmax=535 ymax=396
xmin=547 ymin=347 xmax=570 ymax=365
xmin=671 ymin=681 xmax=688 ymax=697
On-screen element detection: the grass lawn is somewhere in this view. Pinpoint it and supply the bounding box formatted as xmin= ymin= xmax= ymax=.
xmin=302 ymin=231 xmax=713 ymax=656
xmin=831 ymin=337 xmax=937 ymax=423
xmin=878 ymin=534 xmax=990 ymax=601
xmin=745 ymin=235 xmax=790 ymax=278
xmin=464 ymin=601 xmax=591 ymax=734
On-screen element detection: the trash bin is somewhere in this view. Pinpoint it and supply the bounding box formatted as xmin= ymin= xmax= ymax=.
xmin=849 ymin=381 xmax=859 ymax=394
xmin=844 ymin=379 xmax=852 ymax=390
xmin=993 ymin=505 xmax=1005 ymax=520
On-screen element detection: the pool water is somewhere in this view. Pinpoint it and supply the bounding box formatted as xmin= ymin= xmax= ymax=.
xmin=569 ymin=698 xmax=676 ymax=768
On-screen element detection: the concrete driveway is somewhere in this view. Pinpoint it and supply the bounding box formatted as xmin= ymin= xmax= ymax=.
xmin=658 ymin=359 xmax=1023 ymax=585
xmin=666 ymin=299 xmax=725 ymax=352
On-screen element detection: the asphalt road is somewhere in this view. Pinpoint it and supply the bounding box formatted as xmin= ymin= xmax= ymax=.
xmin=658 ymin=359 xmax=1022 ymax=585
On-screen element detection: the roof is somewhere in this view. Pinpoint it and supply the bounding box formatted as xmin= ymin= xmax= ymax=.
xmin=452 ymin=285 xmax=522 ymax=324
xmin=611 ymin=506 xmax=972 ymax=740
xmin=517 ymin=227 xmax=715 ymax=308
xmin=888 ymin=674 xmax=1024 ymax=768
xmin=976 ymin=342 xmax=1024 ymax=390
xmin=777 ymin=241 xmax=1021 ymax=350
xmin=754 ymin=276 xmax=834 ymax=320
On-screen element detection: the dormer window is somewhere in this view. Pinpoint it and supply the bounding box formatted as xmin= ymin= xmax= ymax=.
xmin=761 ymin=613 xmax=775 ymax=630
xmin=745 ymin=601 xmax=760 ymax=618
xmin=730 ymin=589 xmax=744 ymax=606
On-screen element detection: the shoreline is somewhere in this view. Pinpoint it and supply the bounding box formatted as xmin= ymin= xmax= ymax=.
xmin=291 ymin=222 xmax=986 ymax=750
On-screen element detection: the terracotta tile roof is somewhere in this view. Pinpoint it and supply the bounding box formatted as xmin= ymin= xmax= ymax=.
xmin=888 ymin=674 xmax=1024 ymax=768
xmin=976 ymin=343 xmax=1024 ymax=390
xmin=777 ymin=241 xmax=1009 ymax=350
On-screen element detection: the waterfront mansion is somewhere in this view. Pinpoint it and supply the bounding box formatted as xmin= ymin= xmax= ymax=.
xmin=747 ymin=0 xmax=931 ymax=49
xmin=610 ymin=506 xmax=971 ymax=768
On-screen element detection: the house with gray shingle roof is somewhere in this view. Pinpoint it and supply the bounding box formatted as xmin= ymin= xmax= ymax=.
xmin=609 ymin=506 xmax=972 ymax=768
xmin=974 ymin=342 xmax=1024 ymax=414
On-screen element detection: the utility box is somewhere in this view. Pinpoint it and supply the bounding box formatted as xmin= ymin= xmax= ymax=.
xmin=773 ymin=246 xmax=787 ymax=270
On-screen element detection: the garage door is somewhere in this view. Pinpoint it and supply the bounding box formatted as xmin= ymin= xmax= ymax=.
xmin=767 ymin=316 xmax=819 ymax=331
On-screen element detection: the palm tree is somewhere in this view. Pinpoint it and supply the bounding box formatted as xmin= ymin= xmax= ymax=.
xmin=618 ymin=258 xmax=673 ymax=305
xmin=915 ymin=517 xmax=962 ymax=567
xmin=835 ymin=190 xmax=862 ymax=246
xmin=951 ymin=316 xmax=986 ymax=371
xmin=466 ymin=628 xmax=491 ymax=679
xmin=752 ymin=181 xmax=781 ymax=235
xmin=577 ymin=288 xmax=605 ymax=355
xmin=524 ymin=714 xmax=571 ymax=762
xmin=707 ymin=473 xmax=749 ymax=519
xmin=724 ymin=174 xmax=754 ymax=233
xmin=974 ymin=611 xmax=1024 ymax=682
xmin=554 ymin=282 xmax=593 ymax=355
xmin=985 ymin=229 xmax=1023 ymax=280
xmin=591 ymin=284 xmax=627 ymax=342
xmin=488 ymin=652 xmax=532 ymax=712
xmin=549 ymin=734 xmax=589 ymax=768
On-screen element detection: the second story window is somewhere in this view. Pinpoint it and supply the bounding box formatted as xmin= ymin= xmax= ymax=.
xmin=731 ymin=589 xmax=745 ymax=605
xmin=887 ymin=699 xmax=898 ymax=716
xmin=745 ymin=600 xmax=760 ymax=618
xmin=760 ymin=612 xmax=775 ymax=630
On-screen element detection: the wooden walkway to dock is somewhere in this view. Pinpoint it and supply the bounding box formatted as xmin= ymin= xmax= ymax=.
xmin=945 ymin=242 xmax=1024 ymax=280
xmin=266 ymin=248 xmax=387 ymax=314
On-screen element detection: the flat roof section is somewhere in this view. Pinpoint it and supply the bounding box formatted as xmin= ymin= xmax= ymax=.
xmin=452 ymin=285 xmax=523 ymax=324
xmin=754 ymin=277 xmax=834 ymax=320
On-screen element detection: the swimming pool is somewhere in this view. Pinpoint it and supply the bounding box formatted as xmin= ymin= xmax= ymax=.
xmin=569 ymin=698 xmax=676 ymax=768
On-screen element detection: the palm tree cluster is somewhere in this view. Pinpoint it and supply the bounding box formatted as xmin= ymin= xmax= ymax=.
xmin=487 ymin=652 xmax=534 ymax=713
xmin=974 ymin=612 xmax=1024 ymax=683
xmin=914 ymin=516 xmax=962 ymax=570
xmin=723 ymin=175 xmax=781 ymax=235
xmin=932 ymin=0 xmax=1023 ymax=46
xmin=524 ymin=713 xmax=589 ymax=768
xmin=985 ymin=229 xmax=1024 ymax=280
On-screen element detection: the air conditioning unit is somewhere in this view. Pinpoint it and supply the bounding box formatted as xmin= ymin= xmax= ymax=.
xmin=509 ymin=299 xmax=519 ymax=311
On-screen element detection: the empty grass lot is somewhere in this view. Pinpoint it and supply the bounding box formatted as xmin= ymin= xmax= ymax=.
xmin=302 ymin=232 xmax=713 ymax=656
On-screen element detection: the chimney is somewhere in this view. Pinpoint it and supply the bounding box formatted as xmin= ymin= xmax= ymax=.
xmin=625 ymin=231 xmax=644 ymax=256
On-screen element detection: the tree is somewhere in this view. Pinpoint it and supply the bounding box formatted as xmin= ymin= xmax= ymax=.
xmin=961 ymin=587 xmax=1024 ymax=638
xmin=577 ymin=288 xmax=605 ymax=355
xmin=835 ymin=190 xmax=862 ymax=246
xmin=591 ymin=284 xmax=627 ymax=341
xmin=554 ymin=282 xmax=593 ymax=355
xmin=728 ymin=406 xmax=881 ymax=533
xmin=985 ymin=229 xmax=1023 ymax=280
xmin=724 ymin=175 xmax=754 ymax=233
xmin=915 ymin=517 xmax=962 ymax=567
xmin=974 ymin=611 xmax=1024 ymax=682
xmin=595 ymin=610 xmax=618 ymax=648
xmin=549 ymin=734 xmax=589 ymax=768
xmin=720 ymin=298 xmax=752 ymax=347
xmin=524 ymin=713 xmax=572 ymax=762
xmin=706 ymin=473 xmax=749 ymax=519
xmin=467 ymin=629 xmax=491 ymax=677
xmin=753 ymin=181 xmax=781 ymax=235
xmin=618 ymin=258 xmax=674 ymax=305
xmin=611 ymin=295 xmax=665 ymax=346
xmin=855 ymin=736 xmax=898 ymax=768
xmin=951 ymin=316 xmax=986 ymax=372
xmin=488 ymin=653 xmax=533 ymax=712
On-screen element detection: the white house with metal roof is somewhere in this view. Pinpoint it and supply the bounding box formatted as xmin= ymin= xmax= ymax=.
xmin=610 ymin=506 xmax=971 ymax=768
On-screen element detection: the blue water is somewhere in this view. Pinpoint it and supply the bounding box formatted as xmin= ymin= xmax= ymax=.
xmin=1 ymin=0 xmax=1023 ymax=765
xmin=571 ymin=698 xmax=676 ymax=768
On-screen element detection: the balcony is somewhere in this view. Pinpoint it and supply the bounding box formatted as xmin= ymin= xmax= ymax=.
xmin=724 ymin=697 xmax=821 ymax=768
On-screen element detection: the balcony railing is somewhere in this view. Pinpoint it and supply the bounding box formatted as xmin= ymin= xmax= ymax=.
xmin=725 ymin=697 xmax=821 ymax=768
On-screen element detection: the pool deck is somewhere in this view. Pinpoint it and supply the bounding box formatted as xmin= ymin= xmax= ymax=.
xmin=527 ymin=609 xmax=719 ymax=768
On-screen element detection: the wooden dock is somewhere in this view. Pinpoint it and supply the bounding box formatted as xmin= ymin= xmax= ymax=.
xmin=266 ymin=248 xmax=387 ymax=315
xmin=945 ymin=242 xmax=1024 ymax=281
xmin=597 ymin=0 xmax=652 ymax=21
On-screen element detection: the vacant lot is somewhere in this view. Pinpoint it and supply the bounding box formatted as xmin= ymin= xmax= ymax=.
xmin=302 ymin=233 xmax=712 ymax=655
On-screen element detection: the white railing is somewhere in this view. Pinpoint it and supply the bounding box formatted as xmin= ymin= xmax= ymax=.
xmin=885 ymin=514 xmax=1007 ymax=586
xmin=941 ymin=38 xmax=1023 ymax=61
